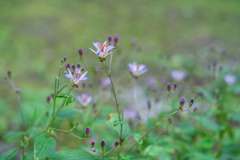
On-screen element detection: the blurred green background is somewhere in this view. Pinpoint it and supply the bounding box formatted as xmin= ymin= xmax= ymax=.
xmin=1 ymin=0 xmax=240 ymax=159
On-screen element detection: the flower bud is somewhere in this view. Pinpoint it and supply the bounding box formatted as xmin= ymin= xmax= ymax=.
xmin=63 ymin=56 xmax=67 ymax=62
xmin=173 ymin=83 xmax=177 ymax=90
xmin=216 ymin=94 xmax=220 ymax=100
xmin=16 ymin=89 xmax=20 ymax=94
xmin=47 ymin=96 xmax=51 ymax=103
xmin=51 ymin=94 xmax=54 ymax=98
xmin=167 ymin=83 xmax=171 ymax=94
xmin=61 ymin=59 xmax=64 ymax=63
xmin=101 ymin=140 xmax=105 ymax=150
xmin=72 ymin=64 xmax=76 ymax=71
xmin=77 ymin=63 xmax=81 ymax=68
xmin=193 ymin=107 xmax=197 ymax=112
xmin=115 ymin=141 xmax=119 ymax=148
xmin=81 ymin=68 xmax=84 ymax=71
xmin=113 ymin=34 xmax=119 ymax=46
xmin=7 ymin=70 xmax=11 ymax=78
xmin=85 ymin=127 xmax=90 ymax=138
xmin=108 ymin=35 xmax=112 ymax=44
xmin=91 ymin=148 xmax=96 ymax=152
xmin=189 ymin=99 xmax=194 ymax=107
xmin=66 ymin=63 xmax=70 ymax=69
xmin=78 ymin=48 xmax=83 ymax=58
xmin=178 ymin=97 xmax=185 ymax=110
xmin=198 ymin=92 xmax=203 ymax=98
xmin=168 ymin=118 xmax=172 ymax=123
xmin=147 ymin=100 xmax=151 ymax=110
xmin=91 ymin=142 xmax=95 ymax=148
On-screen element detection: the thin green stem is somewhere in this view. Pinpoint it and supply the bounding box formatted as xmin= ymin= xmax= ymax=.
xmin=17 ymin=95 xmax=26 ymax=130
xmin=166 ymin=94 xmax=169 ymax=116
xmin=57 ymin=84 xmax=67 ymax=94
xmin=22 ymin=134 xmax=25 ymax=160
xmin=102 ymin=150 xmax=105 ymax=160
xmin=57 ymin=65 xmax=63 ymax=90
xmin=102 ymin=62 xmax=121 ymax=121
xmin=104 ymin=148 xmax=116 ymax=156
xmin=125 ymin=125 xmax=157 ymax=156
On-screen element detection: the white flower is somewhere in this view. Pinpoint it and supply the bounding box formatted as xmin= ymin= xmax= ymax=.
xmin=64 ymin=68 xmax=88 ymax=87
xmin=100 ymin=77 xmax=111 ymax=88
xmin=224 ymin=74 xmax=237 ymax=85
xmin=171 ymin=70 xmax=187 ymax=82
xmin=77 ymin=93 xmax=92 ymax=107
xmin=127 ymin=61 xmax=148 ymax=78
xmin=89 ymin=41 xmax=115 ymax=61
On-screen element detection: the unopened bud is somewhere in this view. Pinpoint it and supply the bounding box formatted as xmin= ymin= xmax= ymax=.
xmin=61 ymin=59 xmax=64 ymax=63
xmin=66 ymin=63 xmax=70 ymax=69
xmin=7 ymin=70 xmax=11 ymax=78
xmin=85 ymin=127 xmax=90 ymax=138
xmin=147 ymin=100 xmax=151 ymax=110
xmin=193 ymin=107 xmax=197 ymax=112
xmin=47 ymin=96 xmax=51 ymax=103
xmin=72 ymin=64 xmax=76 ymax=71
xmin=81 ymin=68 xmax=84 ymax=71
xmin=198 ymin=92 xmax=203 ymax=98
xmin=63 ymin=56 xmax=67 ymax=62
xmin=168 ymin=118 xmax=172 ymax=123
xmin=77 ymin=63 xmax=81 ymax=68
xmin=16 ymin=89 xmax=20 ymax=94
xmin=91 ymin=142 xmax=95 ymax=148
xmin=91 ymin=148 xmax=96 ymax=152
xmin=78 ymin=48 xmax=83 ymax=58
xmin=173 ymin=83 xmax=177 ymax=90
xmin=167 ymin=83 xmax=171 ymax=94
xmin=51 ymin=94 xmax=54 ymax=98
xmin=113 ymin=34 xmax=119 ymax=46
xmin=189 ymin=99 xmax=194 ymax=107
xmin=108 ymin=35 xmax=112 ymax=44
xmin=216 ymin=94 xmax=220 ymax=100
xmin=178 ymin=97 xmax=185 ymax=110
xmin=115 ymin=141 xmax=119 ymax=148
xmin=101 ymin=140 xmax=105 ymax=150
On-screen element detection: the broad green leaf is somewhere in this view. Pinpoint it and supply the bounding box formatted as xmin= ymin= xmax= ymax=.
xmin=4 ymin=131 xmax=27 ymax=139
xmin=48 ymin=149 xmax=95 ymax=160
xmin=107 ymin=113 xmax=130 ymax=141
xmin=156 ymin=122 xmax=161 ymax=125
xmin=56 ymin=108 xmax=80 ymax=119
xmin=0 ymin=149 xmax=17 ymax=160
xmin=34 ymin=136 xmax=56 ymax=159
xmin=134 ymin=134 xmax=143 ymax=144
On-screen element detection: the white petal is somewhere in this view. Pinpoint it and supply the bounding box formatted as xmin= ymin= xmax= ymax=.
xmin=89 ymin=47 xmax=98 ymax=54
xmin=80 ymin=77 xmax=89 ymax=81
xmin=103 ymin=41 xmax=107 ymax=45
xmin=93 ymin=41 xmax=98 ymax=48
xmin=84 ymin=96 xmax=92 ymax=106
xmin=139 ymin=68 xmax=148 ymax=75
xmin=106 ymin=45 xmax=115 ymax=53
xmin=64 ymin=74 xmax=72 ymax=79
xmin=138 ymin=64 xmax=146 ymax=71
xmin=77 ymin=95 xmax=84 ymax=105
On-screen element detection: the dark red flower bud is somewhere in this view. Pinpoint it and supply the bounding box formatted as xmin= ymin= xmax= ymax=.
xmin=193 ymin=107 xmax=197 ymax=112
xmin=173 ymin=83 xmax=177 ymax=90
xmin=78 ymin=48 xmax=83 ymax=57
xmin=113 ymin=34 xmax=119 ymax=46
xmin=91 ymin=148 xmax=96 ymax=152
xmin=147 ymin=100 xmax=151 ymax=110
xmin=66 ymin=63 xmax=70 ymax=69
xmin=101 ymin=140 xmax=105 ymax=150
xmin=168 ymin=118 xmax=172 ymax=123
xmin=72 ymin=64 xmax=76 ymax=71
xmin=16 ymin=89 xmax=20 ymax=94
xmin=115 ymin=141 xmax=119 ymax=148
xmin=91 ymin=142 xmax=95 ymax=148
xmin=189 ymin=99 xmax=194 ymax=107
xmin=63 ymin=56 xmax=67 ymax=62
xmin=108 ymin=35 xmax=112 ymax=43
xmin=81 ymin=68 xmax=84 ymax=71
xmin=7 ymin=70 xmax=11 ymax=78
xmin=85 ymin=127 xmax=90 ymax=138
xmin=178 ymin=97 xmax=185 ymax=110
xmin=61 ymin=59 xmax=64 ymax=63
xmin=77 ymin=63 xmax=81 ymax=68
xmin=167 ymin=83 xmax=171 ymax=94
xmin=47 ymin=96 xmax=51 ymax=103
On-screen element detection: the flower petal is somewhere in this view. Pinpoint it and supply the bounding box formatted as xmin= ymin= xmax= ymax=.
xmin=76 ymin=95 xmax=84 ymax=105
xmin=106 ymin=45 xmax=115 ymax=53
xmin=93 ymin=41 xmax=98 ymax=48
xmin=64 ymin=74 xmax=72 ymax=79
xmin=89 ymin=47 xmax=97 ymax=54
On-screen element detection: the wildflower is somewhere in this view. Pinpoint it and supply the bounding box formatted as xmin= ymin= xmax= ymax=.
xmin=108 ymin=35 xmax=112 ymax=44
xmin=7 ymin=70 xmax=11 ymax=78
xmin=167 ymin=83 xmax=171 ymax=94
xmin=101 ymin=140 xmax=105 ymax=150
xmin=46 ymin=96 xmax=51 ymax=103
xmin=115 ymin=141 xmax=119 ymax=148
xmin=91 ymin=142 xmax=95 ymax=148
xmin=85 ymin=127 xmax=90 ymax=138
xmin=178 ymin=97 xmax=185 ymax=110
xmin=66 ymin=63 xmax=70 ymax=69
xmin=171 ymin=70 xmax=186 ymax=82
xmin=77 ymin=93 xmax=92 ymax=107
xmin=63 ymin=56 xmax=67 ymax=62
xmin=224 ymin=74 xmax=237 ymax=85
xmin=64 ymin=68 xmax=88 ymax=87
xmin=189 ymin=99 xmax=194 ymax=107
xmin=89 ymin=41 xmax=115 ymax=61
xmin=78 ymin=48 xmax=83 ymax=58
xmin=100 ymin=77 xmax=111 ymax=88
xmin=124 ymin=109 xmax=139 ymax=121
xmin=128 ymin=61 xmax=148 ymax=78
xmin=113 ymin=34 xmax=119 ymax=46
xmin=16 ymin=89 xmax=20 ymax=94
xmin=173 ymin=83 xmax=177 ymax=91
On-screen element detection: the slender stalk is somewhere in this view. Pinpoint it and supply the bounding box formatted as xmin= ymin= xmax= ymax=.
xmin=108 ymin=52 xmax=114 ymax=73
xmin=104 ymin=148 xmax=116 ymax=156
xmin=80 ymin=59 xmax=103 ymax=69
xmin=166 ymin=94 xmax=169 ymax=116
xmin=133 ymin=79 xmax=140 ymax=108
xmin=101 ymin=62 xmax=121 ymax=121
xmin=6 ymin=129 xmax=47 ymax=160
xmin=22 ymin=134 xmax=25 ymax=160
xmin=57 ymin=84 xmax=67 ymax=94
xmin=69 ymin=132 xmax=84 ymax=140
xmin=125 ymin=125 xmax=157 ymax=156
xmin=57 ymin=65 xmax=63 ymax=90
xmin=102 ymin=150 xmax=105 ymax=160
xmin=17 ymin=95 xmax=26 ymax=130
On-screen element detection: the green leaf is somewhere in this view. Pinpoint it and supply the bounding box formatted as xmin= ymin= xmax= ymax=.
xmin=3 ymin=131 xmax=27 ymax=139
xmin=107 ymin=113 xmax=130 ymax=141
xmin=156 ymin=122 xmax=161 ymax=125
xmin=120 ymin=153 xmax=130 ymax=160
xmin=0 ymin=149 xmax=17 ymax=160
xmin=134 ymin=134 xmax=143 ymax=144
xmin=48 ymin=149 xmax=95 ymax=160
xmin=56 ymin=94 xmax=75 ymax=106
xmin=113 ymin=120 xmax=126 ymax=126
xmin=34 ymin=136 xmax=56 ymax=159
xmin=56 ymin=108 xmax=80 ymax=119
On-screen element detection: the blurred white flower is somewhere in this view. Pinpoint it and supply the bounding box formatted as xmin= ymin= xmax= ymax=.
xmin=64 ymin=68 xmax=88 ymax=87
xmin=100 ymin=77 xmax=111 ymax=88
xmin=224 ymin=74 xmax=237 ymax=85
xmin=128 ymin=61 xmax=148 ymax=78
xmin=146 ymin=76 xmax=156 ymax=89
xmin=171 ymin=70 xmax=187 ymax=82
xmin=89 ymin=41 xmax=115 ymax=61
xmin=77 ymin=93 xmax=92 ymax=107
xmin=124 ymin=109 xmax=138 ymax=121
